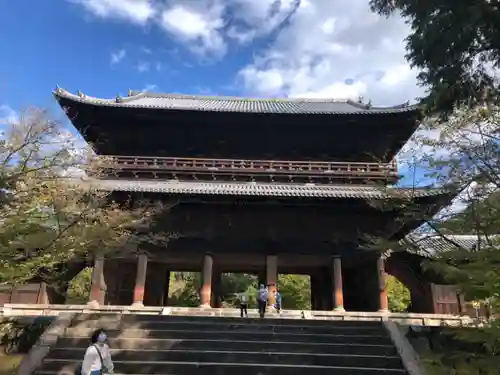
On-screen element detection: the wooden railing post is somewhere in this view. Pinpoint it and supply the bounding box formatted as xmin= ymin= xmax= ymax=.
xmin=110 ymin=155 xmax=398 ymax=182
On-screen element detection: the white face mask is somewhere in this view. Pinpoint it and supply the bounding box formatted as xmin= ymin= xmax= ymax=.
xmin=97 ymin=333 xmax=107 ymax=342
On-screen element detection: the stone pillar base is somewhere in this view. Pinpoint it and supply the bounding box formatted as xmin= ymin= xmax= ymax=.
xmin=131 ymin=301 xmax=144 ymax=308
xmin=87 ymin=300 xmax=100 ymax=309
xmin=200 ymin=303 xmax=211 ymax=309
xmin=333 ymin=306 xmax=345 ymax=312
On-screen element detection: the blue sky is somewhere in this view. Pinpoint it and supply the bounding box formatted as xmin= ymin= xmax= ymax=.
xmin=0 ymin=0 xmax=423 ymax=113
xmin=0 ymin=0 xmax=442 ymax=187
xmin=0 ymin=0 xmax=473 ymax=215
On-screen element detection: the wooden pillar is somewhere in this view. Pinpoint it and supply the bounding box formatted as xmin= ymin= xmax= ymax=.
xmin=37 ymin=283 xmax=49 ymax=304
xmin=266 ymin=255 xmax=277 ymax=307
xmin=132 ymin=253 xmax=148 ymax=306
xmin=377 ymin=255 xmax=389 ymax=312
xmin=89 ymin=256 xmax=105 ymax=305
xmin=211 ymin=271 xmax=221 ymax=308
xmin=200 ymin=254 xmax=213 ymax=307
xmin=144 ymin=262 xmax=166 ymax=306
xmin=257 ymin=271 xmax=266 ymax=287
xmin=332 ymin=256 xmax=345 ymax=311
xmin=163 ymin=270 xmax=171 ymax=306
xmin=310 ymin=273 xmax=320 ymax=310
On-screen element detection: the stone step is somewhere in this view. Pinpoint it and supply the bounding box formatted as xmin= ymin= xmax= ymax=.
xmin=73 ymin=313 xmax=382 ymax=328
xmin=63 ymin=328 xmax=392 ymax=345
xmin=72 ymin=319 xmax=386 ymax=335
xmin=36 ymin=360 xmax=407 ymax=375
xmin=47 ymin=348 xmax=403 ymax=369
xmin=56 ymin=337 xmax=397 ymax=356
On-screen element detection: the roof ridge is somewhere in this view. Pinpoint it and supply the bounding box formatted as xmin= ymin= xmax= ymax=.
xmin=53 ymin=86 xmax=420 ymax=114
xmin=54 ymin=86 xmax=415 ymax=106
xmin=138 ymin=91 xmax=354 ymax=103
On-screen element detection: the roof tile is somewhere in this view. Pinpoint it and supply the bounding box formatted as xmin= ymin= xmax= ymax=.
xmin=54 ymin=88 xmax=417 ymax=115
xmin=85 ymin=179 xmax=446 ymax=199
xmin=402 ymin=234 xmax=498 ymax=256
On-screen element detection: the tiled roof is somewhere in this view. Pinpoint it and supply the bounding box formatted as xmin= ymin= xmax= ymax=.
xmin=53 ymin=87 xmax=418 ymax=115
xmin=401 ymin=234 xmax=498 ymax=257
xmin=83 ymin=179 xmax=448 ymax=199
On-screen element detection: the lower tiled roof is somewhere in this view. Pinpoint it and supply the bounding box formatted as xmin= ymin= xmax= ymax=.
xmin=84 ymin=179 xmax=448 ymax=199
xmin=401 ymin=234 xmax=498 ymax=257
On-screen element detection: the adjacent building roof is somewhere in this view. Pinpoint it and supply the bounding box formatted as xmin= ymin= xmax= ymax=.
xmin=402 ymin=234 xmax=498 ymax=257
xmin=84 ymin=179 xmax=448 ymax=199
xmin=54 ymin=87 xmax=418 ymax=115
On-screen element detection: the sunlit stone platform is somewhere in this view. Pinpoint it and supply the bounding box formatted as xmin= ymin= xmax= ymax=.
xmin=1 ymin=304 xmax=474 ymax=327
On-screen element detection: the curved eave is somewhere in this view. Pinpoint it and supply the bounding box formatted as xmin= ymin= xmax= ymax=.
xmin=76 ymin=178 xmax=451 ymax=200
xmin=53 ymin=87 xmax=421 ymax=116
xmin=390 ymin=190 xmax=456 ymax=241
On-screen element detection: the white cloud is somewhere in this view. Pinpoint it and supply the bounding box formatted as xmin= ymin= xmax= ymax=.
xmin=0 ymin=105 xmax=18 ymax=125
xmin=237 ymin=0 xmax=420 ymax=106
xmin=142 ymin=83 xmax=158 ymax=92
xmin=159 ymin=3 xmax=226 ymax=57
xmin=227 ymin=0 xmax=300 ymax=44
xmin=136 ymin=61 xmax=150 ymax=72
xmin=110 ymin=49 xmax=126 ymax=64
xmin=71 ymin=0 xmax=156 ymax=25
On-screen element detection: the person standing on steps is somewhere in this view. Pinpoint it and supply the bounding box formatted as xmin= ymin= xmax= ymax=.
xmin=239 ymin=291 xmax=249 ymax=318
xmin=274 ymin=288 xmax=282 ymax=314
xmin=80 ymin=328 xmax=114 ymax=375
xmin=257 ymin=284 xmax=268 ymax=318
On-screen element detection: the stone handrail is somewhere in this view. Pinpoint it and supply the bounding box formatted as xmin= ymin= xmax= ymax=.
xmin=17 ymin=312 xmax=75 ymax=375
xmin=383 ymin=318 xmax=427 ymax=375
xmin=1 ymin=304 xmax=474 ymax=327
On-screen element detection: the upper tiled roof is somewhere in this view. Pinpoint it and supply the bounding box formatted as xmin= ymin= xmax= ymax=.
xmin=83 ymin=179 xmax=448 ymax=199
xmin=53 ymin=87 xmax=418 ymax=115
xmin=401 ymin=234 xmax=498 ymax=257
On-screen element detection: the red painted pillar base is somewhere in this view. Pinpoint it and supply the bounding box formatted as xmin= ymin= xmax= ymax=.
xmin=333 ymin=256 xmax=345 ymax=311
xmin=377 ymin=255 xmax=389 ymax=312
xmin=200 ymin=254 xmax=213 ymax=307
xmin=266 ymin=255 xmax=277 ymax=309
xmin=88 ymin=257 xmax=105 ymax=306
xmin=132 ymin=254 xmax=148 ymax=306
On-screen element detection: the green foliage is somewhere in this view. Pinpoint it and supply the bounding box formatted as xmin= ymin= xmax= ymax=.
xmin=218 ymin=273 xmax=258 ymax=307
xmin=169 ymin=273 xmax=202 ymax=307
xmin=387 ymin=276 xmax=410 ymax=312
xmin=437 ymin=192 xmax=500 ymax=235
xmin=66 ymin=267 xmax=92 ymax=304
xmin=413 ymin=327 xmax=500 ymax=374
xmin=381 ymin=103 xmax=500 ymax=358
xmin=168 ymin=272 xmax=312 ymax=310
xmin=0 ymin=108 xmax=166 ymax=287
xmin=369 ymin=0 xmax=500 ymax=113
xmin=0 ymin=317 xmax=53 ymax=354
xmin=277 ymin=275 xmax=311 ymax=310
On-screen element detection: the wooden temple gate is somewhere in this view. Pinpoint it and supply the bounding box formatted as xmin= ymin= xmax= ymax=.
xmin=0 ymin=87 xmax=466 ymax=315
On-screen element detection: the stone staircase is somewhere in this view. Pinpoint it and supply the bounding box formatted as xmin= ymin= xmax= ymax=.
xmin=34 ymin=313 xmax=409 ymax=375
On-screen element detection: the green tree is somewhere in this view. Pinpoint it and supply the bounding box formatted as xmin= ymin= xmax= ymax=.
xmin=387 ymin=276 xmax=410 ymax=312
xmin=369 ymin=0 xmax=500 ymax=112
xmin=277 ymin=275 xmax=311 ymax=310
xmin=381 ymin=104 xmax=500 ymax=300
xmin=66 ymin=268 xmax=92 ymax=304
xmin=0 ymin=108 xmax=165 ymax=288
xmin=369 ymin=104 xmax=500 ymax=363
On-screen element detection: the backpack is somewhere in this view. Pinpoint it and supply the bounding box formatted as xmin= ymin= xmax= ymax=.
xmin=258 ymin=289 xmax=267 ymax=302
xmin=74 ymin=344 xmax=104 ymax=375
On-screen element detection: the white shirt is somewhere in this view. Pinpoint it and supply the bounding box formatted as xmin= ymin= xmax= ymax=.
xmin=240 ymin=293 xmax=249 ymax=303
xmin=81 ymin=344 xmax=114 ymax=375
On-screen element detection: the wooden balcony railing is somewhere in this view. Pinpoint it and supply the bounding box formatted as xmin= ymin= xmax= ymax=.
xmin=105 ymin=155 xmax=398 ymax=183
